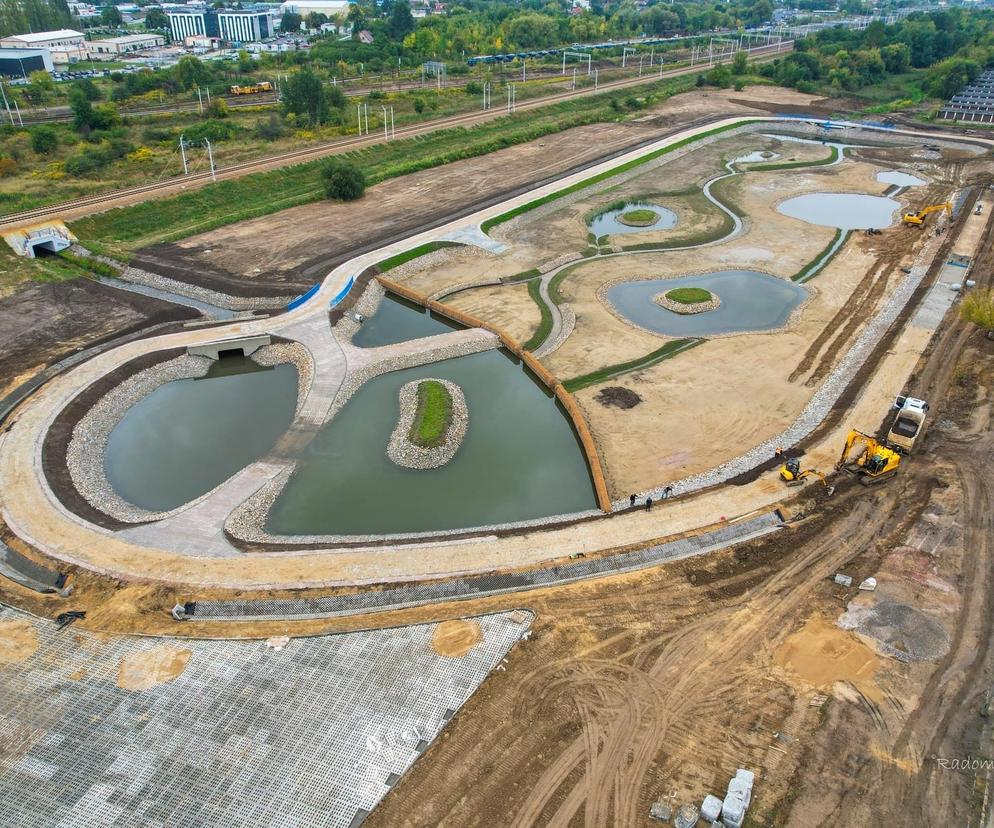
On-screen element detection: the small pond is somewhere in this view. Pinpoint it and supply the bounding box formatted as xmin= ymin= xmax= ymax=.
xmin=104 ymin=354 xmax=298 ymax=511
xmin=352 ymin=293 xmax=462 ymax=348
xmin=266 ymin=349 xmax=598 ymax=536
xmin=776 ymin=192 xmax=900 ymax=230
xmin=588 ymin=202 xmax=678 ymax=238
xmin=605 ymin=270 xmax=807 ymax=337
xmin=734 ymin=150 xmax=779 ymax=164
xmin=876 ymin=170 xmax=925 ymax=187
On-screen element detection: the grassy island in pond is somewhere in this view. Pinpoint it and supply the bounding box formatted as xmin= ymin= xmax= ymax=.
xmin=666 ymin=287 xmax=713 ymax=304
xmin=618 ymin=208 xmax=659 ymax=227
xmin=409 ymin=380 xmax=453 ymax=448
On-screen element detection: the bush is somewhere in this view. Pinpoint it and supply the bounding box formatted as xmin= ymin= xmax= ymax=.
xmin=465 ymin=81 xmax=483 ymax=95
xmin=368 ymin=90 xmax=385 ymax=100
xmin=0 ymin=156 xmax=16 ymax=177
xmin=64 ymin=150 xmax=106 ymax=177
xmin=30 ymin=126 xmax=59 ymax=155
xmin=961 ymin=287 xmax=994 ymax=337
xmin=321 ymin=157 xmax=365 ymax=201
xmin=205 ymin=98 xmax=228 ymax=119
xmin=413 ymin=97 xmax=426 ymax=113
xmin=256 ymin=114 xmax=287 ymax=141
xmin=184 ymin=119 xmax=240 ymax=143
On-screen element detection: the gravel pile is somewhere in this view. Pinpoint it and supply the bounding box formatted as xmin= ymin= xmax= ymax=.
xmin=839 ymin=601 xmax=950 ymax=662
xmin=386 ymin=378 xmax=468 ymax=470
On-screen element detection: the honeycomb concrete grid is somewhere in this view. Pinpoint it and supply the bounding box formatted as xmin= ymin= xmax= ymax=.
xmin=0 ymin=606 xmax=531 ymax=828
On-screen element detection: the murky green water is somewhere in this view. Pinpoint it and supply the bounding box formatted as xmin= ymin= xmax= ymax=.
xmin=605 ymin=270 xmax=807 ymax=337
xmin=267 ymin=349 xmax=598 ymax=536
xmin=353 ymin=294 xmax=461 ymax=348
xmin=104 ymin=355 xmax=297 ymax=511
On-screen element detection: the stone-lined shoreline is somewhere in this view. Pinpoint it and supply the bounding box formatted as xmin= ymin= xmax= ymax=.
xmin=387 ymin=379 xmax=468 ymax=470
xmin=654 ymin=292 xmax=721 ymax=314
xmin=66 ymin=342 xmax=310 ymax=524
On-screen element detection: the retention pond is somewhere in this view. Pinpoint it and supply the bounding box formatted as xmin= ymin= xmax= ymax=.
xmin=353 ymin=294 xmax=461 ymax=348
xmin=104 ymin=355 xmax=298 ymax=512
xmin=589 ymin=202 xmax=678 ymax=237
xmin=777 ymin=192 xmax=900 ymax=230
xmin=605 ymin=270 xmax=807 ymax=337
xmin=267 ymin=349 xmax=598 ymax=536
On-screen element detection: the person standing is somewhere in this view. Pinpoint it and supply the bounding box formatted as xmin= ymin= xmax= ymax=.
xmin=645 ymin=496 xmax=653 ymax=512
xmin=630 ymin=493 xmax=637 ymax=507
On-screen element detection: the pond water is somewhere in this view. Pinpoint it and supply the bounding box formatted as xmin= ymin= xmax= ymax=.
xmin=588 ymin=202 xmax=678 ymax=238
xmin=605 ymin=270 xmax=807 ymax=337
xmin=267 ymin=349 xmax=598 ymax=536
xmin=734 ymin=150 xmax=779 ymax=164
xmin=104 ymin=355 xmax=298 ymax=512
xmin=777 ymin=192 xmax=900 ymax=230
xmin=876 ymin=170 xmax=925 ymax=187
xmin=352 ymin=293 xmax=462 ymax=348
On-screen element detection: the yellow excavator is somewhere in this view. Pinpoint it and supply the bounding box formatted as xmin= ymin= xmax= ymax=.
xmin=835 ymin=429 xmax=901 ymax=484
xmin=903 ymin=202 xmax=952 ymax=227
xmin=779 ymin=457 xmax=828 ymax=487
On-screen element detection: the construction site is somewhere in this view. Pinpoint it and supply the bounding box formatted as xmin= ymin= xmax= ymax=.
xmin=2 ymin=79 xmax=994 ymax=828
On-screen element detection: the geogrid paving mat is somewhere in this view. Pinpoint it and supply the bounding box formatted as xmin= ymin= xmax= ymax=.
xmin=189 ymin=512 xmax=782 ymax=621
xmin=0 ymin=606 xmax=531 ymax=828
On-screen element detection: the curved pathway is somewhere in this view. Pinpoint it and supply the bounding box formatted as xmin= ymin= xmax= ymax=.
xmin=0 ymin=116 xmax=990 ymax=592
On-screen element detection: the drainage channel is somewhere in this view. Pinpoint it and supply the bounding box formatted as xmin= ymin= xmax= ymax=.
xmin=98 ymin=276 xmax=239 ymax=320
xmin=0 ymin=539 xmax=68 ymax=595
xmin=184 ymin=511 xmax=783 ymax=621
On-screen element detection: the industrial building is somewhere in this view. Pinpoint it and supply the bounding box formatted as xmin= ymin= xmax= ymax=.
xmin=0 ymin=29 xmax=87 ymax=64
xmin=279 ymin=0 xmax=351 ymax=18
xmin=0 ymin=47 xmax=55 ymax=78
xmin=87 ymin=33 xmax=166 ymax=56
xmin=166 ymin=6 xmax=278 ymax=44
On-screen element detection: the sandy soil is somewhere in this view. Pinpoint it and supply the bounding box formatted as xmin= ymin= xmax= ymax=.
xmin=431 ymin=619 xmax=483 ymax=658
xmin=0 ymin=618 xmax=39 ymax=664
xmin=0 ymin=279 xmax=198 ymax=399
xmin=117 ymin=645 xmax=192 ymax=691
xmin=444 ymin=282 xmax=542 ymax=344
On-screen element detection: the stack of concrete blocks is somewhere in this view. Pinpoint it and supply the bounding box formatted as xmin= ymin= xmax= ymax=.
xmin=721 ymin=769 xmax=755 ymax=828
xmin=700 ymin=794 xmax=723 ymax=824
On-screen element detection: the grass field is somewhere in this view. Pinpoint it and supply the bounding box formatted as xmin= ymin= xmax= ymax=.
xmin=665 ymin=287 xmax=711 ymax=304
xmin=409 ymin=379 xmax=453 ymax=447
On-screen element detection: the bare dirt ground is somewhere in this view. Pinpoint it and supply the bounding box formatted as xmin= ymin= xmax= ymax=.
xmin=0 ymin=279 xmax=198 ymax=399
xmin=445 ymin=282 xmax=541 ymax=344
xmin=135 ymin=88 xmax=815 ymax=298
xmin=363 ymin=310 xmax=994 ymax=828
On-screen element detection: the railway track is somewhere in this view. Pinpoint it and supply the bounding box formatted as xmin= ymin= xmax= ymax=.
xmin=0 ymin=43 xmax=791 ymax=229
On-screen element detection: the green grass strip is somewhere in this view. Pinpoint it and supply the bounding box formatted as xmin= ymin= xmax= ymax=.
xmin=409 ymin=379 xmax=452 ymax=448
xmin=665 ymin=287 xmax=712 ymax=304
xmin=749 ymin=144 xmax=840 ymax=171
xmin=523 ymin=278 xmax=554 ymax=352
xmin=791 ymin=229 xmax=849 ymax=283
xmin=563 ymin=338 xmax=704 ymax=392
xmin=501 ymin=267 xmax=541 ymax=283
xmin=480 ymin=121 xmax=754 ymax=233
xmin=57 ymin=250 xmax=119 ymax=279
xmin=377 ymin=241 xmax=460 ymax=272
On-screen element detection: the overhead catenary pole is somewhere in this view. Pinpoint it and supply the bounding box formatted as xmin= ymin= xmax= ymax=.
xmin=382 ymin=105 xmax=388 ymax=140
xmin=390 ymin=106 xmax=395 ymax=139
xmin=0 ymin=82 xmax=13 ymax=126
xmin=364 ymin=102 xmax=369 ymax=134
xmin=204 ymin=138 xmax=216 ymax=182
xmin=12 ymin=99 xmax=21 ymax=127
xmin=179 ymin=134 xmax=188 ymax=175
xmin=196 ymin=85 xmax=203 ymax=114
xmin=357 ymin=103 xmax=363 ymax=134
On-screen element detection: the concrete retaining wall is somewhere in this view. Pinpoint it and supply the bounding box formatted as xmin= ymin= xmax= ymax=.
xmin=376 ymin=275 xmax=613 ymax=513
xmin=187 ymin=333 xmax=271 ymax=360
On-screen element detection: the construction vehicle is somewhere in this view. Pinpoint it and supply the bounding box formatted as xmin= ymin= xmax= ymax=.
xmin=229 ymin=81 xmax=273 ymax=95
xmin=835 ymin=429 xmax=901 ymax=484
xmin=903 ymin=202 xmax=952 ymax=227
xmin=887 ymin=396 xmax=928 ymax=454
xmin=779 ymin=458 xmax=829 ymax=487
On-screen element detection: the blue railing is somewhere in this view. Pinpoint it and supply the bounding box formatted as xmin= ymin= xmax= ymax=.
xmin=286 ymin=283 xmax=320 ymax=311
xmin=330 ymin=276 xmax=355 ymax=308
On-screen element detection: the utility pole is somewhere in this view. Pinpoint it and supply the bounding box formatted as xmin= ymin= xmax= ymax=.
xmin=196 ymin=85 xmax=203 ymax=114
xmin=593 ymin=68 xmax=598 ymax=90
xmin=204 ymin=139 xmax=216 ymax=182
xmin=572 ymin=66 xmax=576 ymax=90
xmin=179 ymin=134 xmax=188 ymax=175
xmin=390 ymin=106 xmax=395 ymax=139
xmin=357 ymin=103 xmax=363 ymax=135
xmin=382 ymin=105 xmax=389 ymax=140
xmin=12 ymin=99 xmax=21 ymax=126
xmin=521 ymin=60 xmax=525 ymax=82
xmin=506 ymin=83 xmax=515 ymax=113
xmin=205 ymin=86 xmax=211 ymax=106
xmin=483 ymin=81 xmax=490 ymax=110
xmin=639 ymin=54 xmax=644 ymax=76
xmin=0 ymin=82 xmax=13 ymax=126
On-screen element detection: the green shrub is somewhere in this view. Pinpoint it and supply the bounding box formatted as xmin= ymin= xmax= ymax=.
xmin=184 ymin=119 xmax=240 ymax=143
xmin=413 ymin=97 xmax=426 ymax=113
xmin=321 ymin=157 xmax=365 ymax=201
xmin=30 ymin=126 xmax=59 ymax=155
xmin=256 ymin=114 xmax=287 ymax=141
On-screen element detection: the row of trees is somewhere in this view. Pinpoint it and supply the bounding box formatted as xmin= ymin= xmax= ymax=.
xmin=0 ymin=0 xmax=71 ymax=39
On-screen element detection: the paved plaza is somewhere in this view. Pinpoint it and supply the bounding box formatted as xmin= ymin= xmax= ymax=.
xmin=0 ymin=606 xmax=531 ymax=828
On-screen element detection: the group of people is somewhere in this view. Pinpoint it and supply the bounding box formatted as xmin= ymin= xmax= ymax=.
xmin=629 ymin=486 xmax=673 ymax=512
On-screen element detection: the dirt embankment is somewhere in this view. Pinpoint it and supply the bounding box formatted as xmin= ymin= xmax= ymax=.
xmin=0 ymin=279 xmax=198 ymax=400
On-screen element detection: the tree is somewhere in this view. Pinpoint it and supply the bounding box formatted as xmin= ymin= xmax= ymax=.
xmin=280 ymin=11 xmax=302 ymax=31
xmin=387 ymin=0 xmax=414 ymax=40
xmin=880 ymin=43 xmax=911 ymax=74
xmin=282 ymin=67 xmax=328 ymax=126
xmin=321 ymin=158 xmax=365 ymax=201
xmin=68 ymin=84 xmax=96 ymax=131
xmin=144 ymin=8 xmax=169 ymax=30
xmin=960 ymin=288 xmax=994 ymax=340
xmin=99 ymin=4 xmax=122 ymax=26
xmin=175 ymin=56 xmax=210 ymax=91
xmin=305 ymin=11 xmax=328 ymax=29
xmin=504 ymin=12 xmax=559 ymax=50
xmin=30 ymin=125 xmax=58 ymax=154
xmin=731 ymin=50 xmax=748 ymax=76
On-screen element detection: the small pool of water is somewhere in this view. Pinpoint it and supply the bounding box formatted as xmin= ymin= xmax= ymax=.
xmin=105 ymin=355 xmax=298 ymax=511
xmin=734 ymin=150 xmax=779 ymax=164
xmin=588 ymin=202 xmax=678 ymax=237
xmin=267 ymin=349 xmax=598 ymax=536
xmin=777 ymin=192 xmax=900 ymax=230
xmin=352 ymin=294 xmax=462 ymax=348
xmin=605 ymin=270 xmax=807 ymax=337
xmin=876 ymin=170 xmax=925 ymax=187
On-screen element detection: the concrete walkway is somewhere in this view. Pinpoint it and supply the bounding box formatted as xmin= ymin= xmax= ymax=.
xmin=1 ymin=116 xmax=992 ymax=591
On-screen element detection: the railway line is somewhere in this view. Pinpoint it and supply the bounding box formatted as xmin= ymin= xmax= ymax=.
xmin=0 ymin=42 xmax=791 ymax=230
